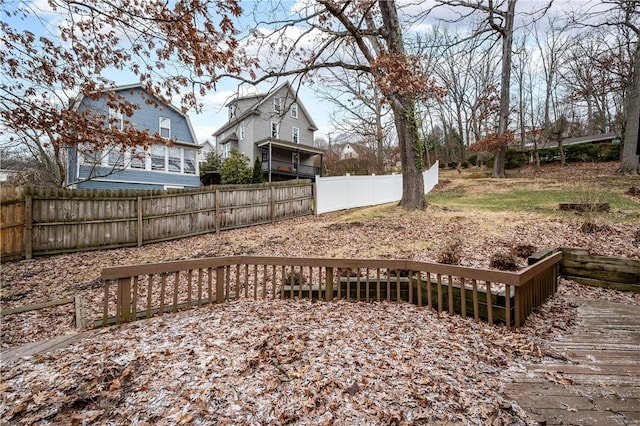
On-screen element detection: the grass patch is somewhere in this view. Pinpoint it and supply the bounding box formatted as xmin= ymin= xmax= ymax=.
xmin=426 ymin=188 xmax=639 ymax=221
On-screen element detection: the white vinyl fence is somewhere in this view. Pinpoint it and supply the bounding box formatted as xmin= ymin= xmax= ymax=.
xmin=315 ymin=161 xmax=439 ymax=215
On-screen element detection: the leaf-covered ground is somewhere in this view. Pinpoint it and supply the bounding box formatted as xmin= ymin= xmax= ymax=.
xmin=0 ymin=162 xmax=638 ymax=424
xmin=2 ymin=162 xmax=638 ymax=347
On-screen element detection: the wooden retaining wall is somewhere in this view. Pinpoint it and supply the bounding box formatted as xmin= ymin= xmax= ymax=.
xmin=529 ymin=247 xmax=640 ymax=292
xmin=0 ymin=181 xmax=313 ymax=261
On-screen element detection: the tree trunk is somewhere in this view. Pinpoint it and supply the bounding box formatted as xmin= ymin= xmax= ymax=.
xmin=375 ymin=98 xmax=385 ymax=174
xmin=492 ymin=0 xmax=516 ymax=178
xmin=621 ymin=40 xmax=640 ymax=174
xmin=379 ymin=0 xmax=425 ymax=209
xmin=391 ymin=100 xmax=425 ymax=210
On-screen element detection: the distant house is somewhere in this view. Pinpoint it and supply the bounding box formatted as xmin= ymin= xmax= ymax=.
xmin=66 ymin=84 xmax=200 ymax=190
xmin=0 ymin=169 xmax=18 ymax=183
xmin=339 ymin=143 xmax=374 ymax=161
xmin=521 ymin=132 xmax=620 ymax=150
xmin=198 ymin=140 xmax=216 ymax=164
xmin=212 ymin=82 xmax=324 ymax=181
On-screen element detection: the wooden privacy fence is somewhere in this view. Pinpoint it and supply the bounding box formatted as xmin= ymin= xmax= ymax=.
xmin=0 ymin=186 xmax=25 ymax=262
xmin=0 ymin=181 xmax=313 ymax=261
xmin=100 ymin=252 xmax=562 ymax=328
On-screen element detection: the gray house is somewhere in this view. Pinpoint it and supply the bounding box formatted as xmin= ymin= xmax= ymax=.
xmin=67 ymin=84 xmax=200 ymax=190
xmin=213 ymin=82 xmax=324 ymax=181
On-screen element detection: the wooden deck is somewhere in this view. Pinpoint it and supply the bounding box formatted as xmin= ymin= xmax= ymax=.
xmin=1 ymin=331 xmax=94 ymax=366
xmin=503 ymin=297 xmax=640 ymax=425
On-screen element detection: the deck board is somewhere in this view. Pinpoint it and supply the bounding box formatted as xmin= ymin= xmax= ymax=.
xmin=503 ymin=297 xmax=640 ymax=425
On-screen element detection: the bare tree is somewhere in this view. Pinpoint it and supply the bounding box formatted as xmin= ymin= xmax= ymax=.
xmin=432 ymin=0 xmax=518 ymax=178
xmin=532 ymin=14 xmax=573 ymax=166
xmin=233 ymin=0 xmax=446 ymax=209
xmin=567 ymin=0 xmax=639 ymax=173
xmin=316 ymin=67 xmax=392 ymax=174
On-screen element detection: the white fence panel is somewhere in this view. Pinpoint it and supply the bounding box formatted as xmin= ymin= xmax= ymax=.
xmin=315 ymin=161 xmax=439 ymax=215
xmin=424 ymin=160 xmax=439 ymax=193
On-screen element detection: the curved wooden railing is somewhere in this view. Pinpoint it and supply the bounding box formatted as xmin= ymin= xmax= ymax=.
xmin=100 ymin=252 xmax=562 ymax=328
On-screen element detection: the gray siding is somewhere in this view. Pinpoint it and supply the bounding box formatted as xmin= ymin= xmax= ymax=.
xmin=253 ymin=85 xmax=315 ymax=146
xmin=215 ymin=84 xmax=319 ymax=165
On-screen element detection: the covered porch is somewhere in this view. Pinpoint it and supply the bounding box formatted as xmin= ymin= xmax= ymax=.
xmin=257 ymin=139 xmax=324 ymax=182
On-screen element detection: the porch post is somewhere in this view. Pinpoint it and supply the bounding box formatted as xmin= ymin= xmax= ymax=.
xmin=268 ymin=141 xmax=272 ymax=183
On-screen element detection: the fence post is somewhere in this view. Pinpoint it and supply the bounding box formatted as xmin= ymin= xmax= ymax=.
xmin=326 ymin=267 xmax=334 ymax=301
xmin=117 ymin=277 xmax=132 ymax=323
xmin=514 ymin=285 xmax=522 ymax=327
xmin=137 ymin=196 xmax=143 ymax=247
xmin=23 ymin=194 xmax=32 ymax=260
xmin=216 ymin=267 xmax=225 ymax=303
xmin=312 ymin=183 xmax=317 ymax=215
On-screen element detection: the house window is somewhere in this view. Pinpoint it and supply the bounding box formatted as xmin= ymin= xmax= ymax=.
xmin=168 ymin=146 xmax=181 ymax=173
xmin=238 ymin=123 xmax=245 ymax=140
xmin=292 ymin=127 xmax=299 ymax=144
xmin=184 ymin=149 xmax=196 ymax=174
xmin=229 ymin=104 xmax=236 ymax=120
xmin=292 ymin=152 xmax=299 ymax=171
xmin=291 ymin=103 xmax=298 ymax=119
xmin=82 ymin=146 xmax=103 ymax=165
xmin=151 ymin=145 xmax=166 ymax=171
xmin=109 ymin=108 xmax=124 ymax=130
xmin=273 ymin=97 xmax=281 ymax=113
xmin=159 ymin=117 xmax=171 ymax=139
xmin=130 ymin=147 xmax=147 ymax=169
xmin=222 ymin=143 xmax=230 ymax=158
xmin=271 ymin=122 xmax=279 ymax=138
xmin=107 ymin=146 xmax=125 ymax=168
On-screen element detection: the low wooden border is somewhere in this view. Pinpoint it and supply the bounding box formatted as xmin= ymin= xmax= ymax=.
xmin=1 ymin=296 xmax=88 ymax=328
xmin=100 ymin=252 xmax=562 ymax=328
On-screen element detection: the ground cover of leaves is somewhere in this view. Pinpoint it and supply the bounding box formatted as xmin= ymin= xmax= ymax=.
xmin=0 ymin=162 xmax=638 ymax=424
xmin=0 ymin=293 xmax=574 ymax=425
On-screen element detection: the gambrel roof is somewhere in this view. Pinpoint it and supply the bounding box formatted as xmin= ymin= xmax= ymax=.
xmin=72 ymin=83 xmax=198 ymax=145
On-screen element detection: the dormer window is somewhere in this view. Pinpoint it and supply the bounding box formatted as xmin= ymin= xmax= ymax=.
xmin=159 ymin=117 xmax=171 ymax=139
xmin=291 ymin=103 xmax=298 ymax=119
xmin=273 ymin=97 xmax=281 ymax=113
xmin=229 ymin=104 xmax=236 ymax=120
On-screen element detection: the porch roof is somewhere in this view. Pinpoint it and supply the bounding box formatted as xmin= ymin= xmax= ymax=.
xmin=257 ymin=138 xmax=325 ymax=155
